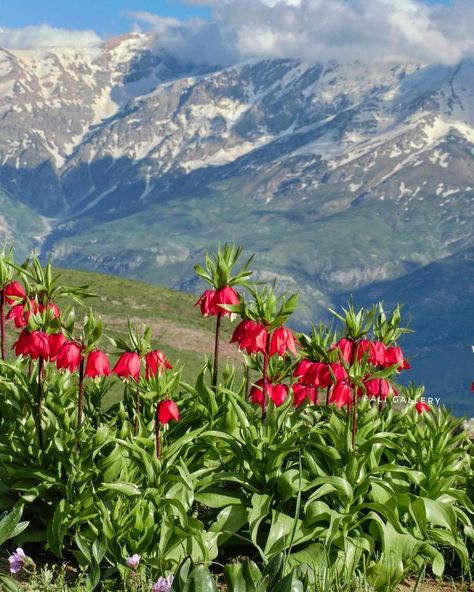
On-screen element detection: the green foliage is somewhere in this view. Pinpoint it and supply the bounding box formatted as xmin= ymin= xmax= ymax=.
xmin=0 ymin=249 xmax=473 ymax=591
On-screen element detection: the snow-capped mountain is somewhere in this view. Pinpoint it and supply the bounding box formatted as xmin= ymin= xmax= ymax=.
xmin=0 ymin=34 xmax=473 ymax=412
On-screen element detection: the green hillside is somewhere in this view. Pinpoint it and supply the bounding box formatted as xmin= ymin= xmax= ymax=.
xmin=3 ymin=267 xmax=242 ymax=406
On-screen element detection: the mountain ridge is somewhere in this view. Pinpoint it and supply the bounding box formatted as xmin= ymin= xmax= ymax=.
xmin=0 ymin=34 xmax=473 ymax=413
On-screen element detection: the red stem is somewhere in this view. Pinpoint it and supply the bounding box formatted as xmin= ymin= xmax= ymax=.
xmin=0 ymin=290 xmax=5 ymax=361
xmin=212 ymin=313 xmax=222 ymax=391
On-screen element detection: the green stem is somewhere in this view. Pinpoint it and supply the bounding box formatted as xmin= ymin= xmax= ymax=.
xmin=134 ymin=383 xmax=140 ymax=436
xmin=212 ymin=313 xmax=222 ymax=391
xmin=155 ymin=405 xmax=161 ymax=459
xmin=36 ymin=358 xmax=44 ymax=449
xmin=352 ymin=386 xmax=357 ymax=451
xmin=0 ymin=289 xmax=5 ymax=361
xmin=77 ymin=359 xmax=85 ymax=451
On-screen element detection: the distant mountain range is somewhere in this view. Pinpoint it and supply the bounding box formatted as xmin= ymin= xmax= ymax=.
xmin=0 ymin=33 xmax=473 ymax=414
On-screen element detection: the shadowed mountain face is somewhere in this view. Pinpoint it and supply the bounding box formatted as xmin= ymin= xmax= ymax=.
xmin=0 ymin=34 xmax=473 ymax=414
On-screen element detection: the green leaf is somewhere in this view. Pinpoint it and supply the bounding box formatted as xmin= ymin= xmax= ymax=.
xmin=102 ymin=481 xmax=141 ymax=496
xmin=0 ymin=506 xmax=23 ymax=546
xmin=189 ymin=564 xmax=219 ymax=591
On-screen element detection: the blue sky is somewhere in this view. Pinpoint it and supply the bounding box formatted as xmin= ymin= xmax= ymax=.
xmin=1 ymin=1 xmax=211 ymax=35
xmin=1 ymin=0 xmax=449 ymax=35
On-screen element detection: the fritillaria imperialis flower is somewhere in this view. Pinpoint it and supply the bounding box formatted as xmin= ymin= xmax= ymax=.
xmin=231 ymin=319 xmax=268 ymax=354
xmin=48 ymin=333 xmax=67 ymax=360
xmin=362 ymin=378 xmax=391 ymax=400
xmin=152 ymin=575 xmax=174 ymax=592
xmin=333 ymin=338 xmax=356 ymax=365
xmin=6 ymin=300 xmax=38 ymax=329
xmin=356 ymin=339 xmax=386 ymax=366
xmin=8 ymin=548 xmax=28 ymax=574
xmin=415 ymin=402 xmax=430 ymax=414
xmin=126 ymin=554 xmax=140 ymax=570
xmin=145 ymin=349 xmax=172 ymax=379
xmin=329 ymin=380 xmax=353 ymax=408
xmin=384 ymin=345 xmax=410 ymax=370
xmin=3 ymin=281 xmax=25 ymax=305
xmin=54 ymin=341 xmax=83 ymax=372
xmin=158 ymin=400 xmax=180 ymax=424
xmin=292 ymin=383 xmax=317 ymax=407
xmin=112 ymin=352 xmax=141 ymax=381
xmin=85 ymin=350 xmax=111 ymax=378
xmin=13 ymin=330 xmax=49 ymax=359
xmin=39 ymin=302 xmax=60 ymax=318
xmin=250 ymin=380 xmax=288 ymax=408
xmin=269 ymin=326 xmax=298 ymax=357
xmin=196 ymin=286 xmax=239 ymax=317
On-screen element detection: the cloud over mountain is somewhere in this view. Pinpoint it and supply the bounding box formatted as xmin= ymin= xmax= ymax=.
xmin=129 ymin=0 xmax=474 ymax=65
xmin=0 ymin=24 xmax=101 ymax=49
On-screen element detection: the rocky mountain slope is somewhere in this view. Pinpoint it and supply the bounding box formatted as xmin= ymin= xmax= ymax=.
xmin=0 ymin=33 xmax=472 ymax=413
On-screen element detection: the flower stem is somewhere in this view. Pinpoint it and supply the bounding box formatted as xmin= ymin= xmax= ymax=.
xmin=155 ymin=405 xmax=161 ymax=459
xmin=0 ymin=289 xmax=5 ymax=361
xmin=351 ymin=386 xmax=357 ymax=450
xmin=36 ymin=358 xmax=44 ymax=449
xmin=212 ymin=312 xmax=222 ymax=391
xmin=134 ymin=383 xmax=140 ymax=436
xmin=77 ymin=358 xmax=85 ymax=443
xmin=326 ymin=386 xmax=330 ymax=406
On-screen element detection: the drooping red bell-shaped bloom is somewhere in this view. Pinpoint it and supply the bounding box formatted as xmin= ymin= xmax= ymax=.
xmin=112 ymin=351 xmax=141 ymax=381
xmin=415 ymin=402 xmax=430 ymax=414
xmin=332 ymin=338 xmax=356 ymax=365
xmin=145 ymin=349 xmax=172 ymax=379
xmin=250 ymin=380 xmax=288 ymax=408
xmin=158 ymin=399 xmax=180 ymax=424
xmin=384 ymin=346 xmax=410 ymax=370
xmin=39 ymin=302 xmax=60 ymax=319
xmin=48 ymin=332 xmax=67 ymax=360
xmin=362 ymin=378 xmax=391 ymax=400
xmin=13 ymin=330 xmax=49 ymax=359
xmin=329 ymin=362 xmax=348 ymax=383
xmin=6 ymin=300 xmax=38 ymax=329
xmin=293 ymin=359 xmax=313 ymax=380
xmin=269 ymin=326 xmax=298 ymax=357
xmin=231 ymin=319 xmax=268 ymax=354
xmin=293 ymin=383 xmax=317 ymax=407
xmin=85 ymin=350 xmax=111 ymax=378
xmin=356 ymin=339 xmax=385 ymax=365
xmin=196 ymin=286 xmax=239 ymax=317
xmin=294 ymin=360 xmax=331 ymax=388
xmin=329 ymin=380 xmax=353 ymax=408
xmin=55 ymin=341 xmax=83 ymax=372
xmin=3 ymin=282 xmax=26 ymax=305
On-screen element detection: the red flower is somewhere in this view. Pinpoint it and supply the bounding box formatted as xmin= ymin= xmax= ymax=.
xmin=471 ymin=382 xmax=474 ymax=392
xmin=362 ymin=378 xmax=391 ymax=400
xmin=145 ymin=349 xmax=172 ymax=379
xmin=196 ymin=286 xmax=239 ymax=317
xmin=85 ymin=350 xmax=111 ymax=378
xmin=329 ymin=362 xmax=348 ymax=383
xmin=48 ymin=333 xmax=67 ymax=360
xmin=13 ymin=330 xmax=49 ymax=359
xmin=112 ymin=352 xmax=141 ymax=381
xmin=269 ymin=326 xmax=298 ymax=357
xmin=39 ymin=302 xmax=60 ymax=319
xmin=3 ymin=282 xmax=26 ymax=305
xmin=158 ymin=399 xmax=180 ymax=424
xmin=332 ymin=338 xmax=355 ymax=365
xmin=293 ymin=383 xmax=317 ymax=407
xmin=356 ymin=340 xmax=386 ymax=365
xmin=230 ymin=320 xmax=268 ymax=354
xmin=293 ymin=359 xmax=313 ymax=380
xmin=6 ymin=300 xmax=38 ymax=329
xmin=415 ymin=402 xmax=430 ymax=414
xmin=55 ymin=341 xmax=83 ymax=372
xmin=329 ymin=381 xmax=352 ymax=408
xmin=250 ymin=380 xmax=288 ymax=408
xmin=384 ymin=346 xmax=410 ymax=370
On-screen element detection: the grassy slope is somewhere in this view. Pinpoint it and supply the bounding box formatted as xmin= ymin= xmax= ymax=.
xmin=4 ymin=267 xmax=243 ymax=406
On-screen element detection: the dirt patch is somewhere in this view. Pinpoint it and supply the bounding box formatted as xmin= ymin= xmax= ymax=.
xmin=398 ymin=577 xmax=474 ymax=591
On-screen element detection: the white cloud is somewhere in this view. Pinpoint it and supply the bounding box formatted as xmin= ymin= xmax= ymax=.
xmin=0 ymin=24 xmax=101 ymax=49
xmin=129 ymin=0 xmax=473 ymax=65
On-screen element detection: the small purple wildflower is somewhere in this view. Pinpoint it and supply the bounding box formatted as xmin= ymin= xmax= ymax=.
xmin=152 ymin=574 xmax=174 ymax=592
xmin=8 ymin=548 xmax=27 ymax=574
xmin=126 ymin=554 xmax=141 ymax=570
